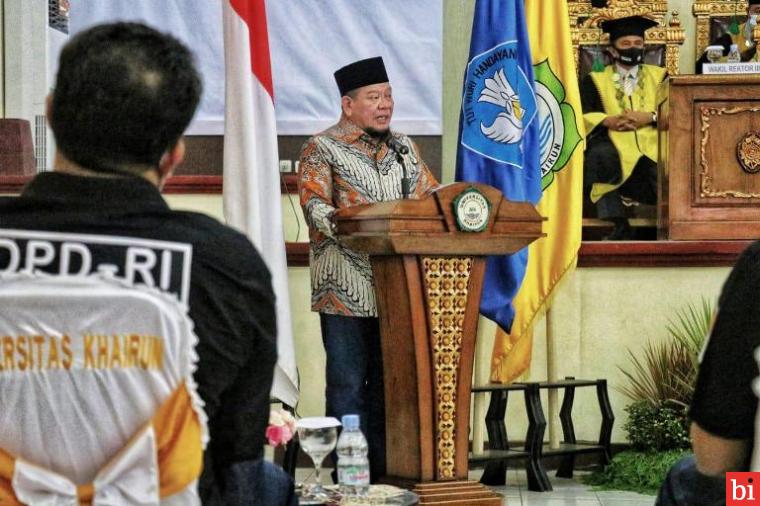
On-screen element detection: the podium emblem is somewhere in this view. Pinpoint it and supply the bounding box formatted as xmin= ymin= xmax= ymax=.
xmin=737 ymin=132 xmax=760 ymax=174
xmin=453 ymin=187 xmax=490 ymax=232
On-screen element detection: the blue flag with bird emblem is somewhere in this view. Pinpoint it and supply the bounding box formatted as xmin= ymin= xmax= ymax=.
xmin=455 ymin=0 xmax=542 ymax=331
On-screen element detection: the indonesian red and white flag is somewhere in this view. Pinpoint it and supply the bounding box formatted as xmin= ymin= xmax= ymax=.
xmin=222 ymin=0 xmax=298 ymax=407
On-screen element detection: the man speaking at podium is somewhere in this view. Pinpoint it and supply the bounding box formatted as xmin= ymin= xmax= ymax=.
xmin=298 ymin=56 xmax=438 ymax=480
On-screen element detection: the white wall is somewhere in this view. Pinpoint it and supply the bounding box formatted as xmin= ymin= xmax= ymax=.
xmin=493 ymin=266 xmax=728 ymax=444
xmin=4 ymin=0 xmax=724 ymax=446
xmin=4 ymin=0 xmax=48 ymax=123
xmin=163 ymin=0 xmax=716 ymax=440
xmin=165 ymin=192 xmax=732 ymax=443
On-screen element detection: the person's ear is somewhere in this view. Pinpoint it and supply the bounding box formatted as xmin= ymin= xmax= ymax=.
xmin=46 ymin=95 xmax=53 ymax=126
xmin=341 ymin=95 xmax=353 ymax=118
xmin=157 ymin=139 xmax=185 ymax=186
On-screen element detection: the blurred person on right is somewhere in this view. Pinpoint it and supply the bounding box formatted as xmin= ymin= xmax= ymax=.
xmin=657 ymin=243 xmax=760 ymax=505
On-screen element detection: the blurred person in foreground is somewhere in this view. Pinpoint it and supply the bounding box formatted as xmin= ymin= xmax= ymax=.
xmin=0 ymin=21 xmax=294 ymax=505
xmin=657 ymin=243 xmax=760 ymax=505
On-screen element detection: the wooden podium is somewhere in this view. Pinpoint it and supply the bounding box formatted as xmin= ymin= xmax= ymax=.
xmin=334 ymin=183 xmax=544 ymax=505
xmin=658 ymin=75 xmax=760 ymax=239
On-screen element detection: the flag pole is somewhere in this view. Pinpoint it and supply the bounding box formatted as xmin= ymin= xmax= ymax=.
xmin=222 ymin=0 xmax=299 ymax=407
xmin=546 ymin=306 xmax=560 ymax=449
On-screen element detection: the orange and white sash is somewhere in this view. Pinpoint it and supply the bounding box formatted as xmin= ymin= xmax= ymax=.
xmin=0 ymin=273 xmax=208 ymax=505
xmin=13 ymin=425 xmax=158 ymax=505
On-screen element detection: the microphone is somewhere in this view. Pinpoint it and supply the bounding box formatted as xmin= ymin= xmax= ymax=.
xmin=386 ymin=135 xmax=411 ymax=199
xmin=386 ymin=136 xmax=409 ymax=155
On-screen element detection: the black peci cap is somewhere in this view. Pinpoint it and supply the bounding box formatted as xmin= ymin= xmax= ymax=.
xmin=751 ymin=0 xmax=760 ymax=5
xmin=600 ymin=15 xmax=658 ymax=42
xmin=334 ymin=56 xmax=389 ymax=96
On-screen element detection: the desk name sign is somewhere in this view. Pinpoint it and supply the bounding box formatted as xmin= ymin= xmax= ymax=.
xmin=703 ymin=62 xmax=760 ymax=74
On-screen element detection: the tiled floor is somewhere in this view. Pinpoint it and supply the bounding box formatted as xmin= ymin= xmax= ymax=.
xmin=468 ymin=468 xmax=656 ymax=506
xmin=295 ymin=466 xmax=656 ymax=505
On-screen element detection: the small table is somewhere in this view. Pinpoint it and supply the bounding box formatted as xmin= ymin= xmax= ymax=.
xmin=297 ymin=485 xmax=419 ymax=505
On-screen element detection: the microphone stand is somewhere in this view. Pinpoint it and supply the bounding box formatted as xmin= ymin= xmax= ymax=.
xmin=385 ymin=134 xmax=410 ymax=199
xmin=395 ymin=151 xmax=410 ymax=199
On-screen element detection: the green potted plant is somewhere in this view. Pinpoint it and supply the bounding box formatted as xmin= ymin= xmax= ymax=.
xmin=583 ymin=298 xmax=713 ymax=495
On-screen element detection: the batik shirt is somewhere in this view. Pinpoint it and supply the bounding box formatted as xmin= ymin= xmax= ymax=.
xmin=298 ymin=118 xmax=438 ymax=317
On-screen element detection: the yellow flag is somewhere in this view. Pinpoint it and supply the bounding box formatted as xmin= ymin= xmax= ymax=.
xmin=490 ymin=0 xmax=585 ymax=382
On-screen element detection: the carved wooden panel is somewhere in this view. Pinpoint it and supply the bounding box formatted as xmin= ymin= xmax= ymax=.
xmin=698 ymin=105 xmax=760 ymax=202
xmin=660 ymin=75 xmax=760 ymax=240
xmin=421 ymin=256 xmax=471 ymax=481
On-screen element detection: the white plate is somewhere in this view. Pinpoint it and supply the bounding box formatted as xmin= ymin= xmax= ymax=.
xmin=296 ymin=416 xmax=341 ymax=429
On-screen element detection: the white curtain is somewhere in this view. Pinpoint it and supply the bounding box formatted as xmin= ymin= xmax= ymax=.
xmin=68 ymin=0 xmax=442 ymax=135
xmin=69 ymin=0 xmax=225 ymax=135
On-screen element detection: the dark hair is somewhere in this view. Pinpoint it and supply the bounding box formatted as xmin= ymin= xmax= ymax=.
xmin=51 ymin=22 xmax=202 ymax=173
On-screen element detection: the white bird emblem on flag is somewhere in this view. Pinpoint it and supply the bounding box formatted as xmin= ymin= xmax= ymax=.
xmin=478 ymin=68 xmax=524 ymax=144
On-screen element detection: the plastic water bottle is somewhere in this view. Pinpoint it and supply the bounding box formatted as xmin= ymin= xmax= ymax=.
xmin=336 ymin=414 xmax=370 ymax=497
xmin=727 ymin=44 xmax=741 ymax=63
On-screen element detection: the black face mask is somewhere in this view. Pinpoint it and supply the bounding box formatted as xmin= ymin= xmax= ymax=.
xmin=615 ymin=47 xmax=644 ymax=66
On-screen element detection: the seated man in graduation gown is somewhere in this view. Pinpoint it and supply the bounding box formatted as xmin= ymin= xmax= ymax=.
xmin=581 ymin=15 xmax=664 ymax=240
xmin=696 ymin=0 xmax=760 ymax=73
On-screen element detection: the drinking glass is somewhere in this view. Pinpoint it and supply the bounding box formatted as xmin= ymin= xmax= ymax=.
xmin=296 ymin=417 xmax=341 ymax=502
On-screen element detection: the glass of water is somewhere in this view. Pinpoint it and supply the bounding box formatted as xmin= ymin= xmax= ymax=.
xmin=296 ymin=417 xmax=341 ymax=502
